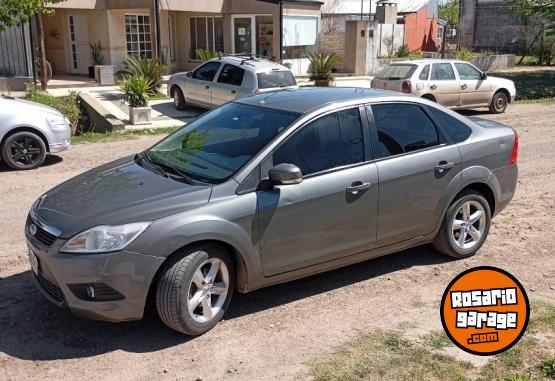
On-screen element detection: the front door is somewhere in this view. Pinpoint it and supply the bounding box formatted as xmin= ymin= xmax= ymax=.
xmin=429 ymin=62 xmax=460 ymax=107
xmin=369 ymin=103 xmax=461 ymax=246
xmin=454 ymin=62 xmax=492 ymax=107
xmin=258 ymin=108 xmax=379 ymax=276
xmin=233 ymin=17 xmax=253 ymax=54
xmin=67 ymin=14 xmax=89 ymax=75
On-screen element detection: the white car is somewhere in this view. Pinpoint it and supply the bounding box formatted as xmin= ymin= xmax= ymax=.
xmin=0 ymin=96 xmax=71 ymax=170
xmin=168 ymin=56 xmax=298 ymax=110
xmin=371 ymin=60 xmax=516 ymax=113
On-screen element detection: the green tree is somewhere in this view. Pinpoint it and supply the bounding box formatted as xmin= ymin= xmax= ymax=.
xmin=439 ymin=0 xmax=460 ymax=26
xmin=0 ymin=0 xmax=66 ymax=90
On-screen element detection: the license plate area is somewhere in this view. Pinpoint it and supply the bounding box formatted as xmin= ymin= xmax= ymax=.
xmin=28 ymin=249 xmax=39 ymax=275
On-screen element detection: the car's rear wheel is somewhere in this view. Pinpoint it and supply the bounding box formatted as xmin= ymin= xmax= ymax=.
xmin=433 ymin=190 xmax=491 ymax=258
xmin=172 ymin=86 xmax=187 ymax=110
xmin=156 ymin=243 xmax=235 ymax=335
xmin=422 ymin=94 xmax=436 ymax=102
xmin=489 ymin=91 xmax=508 ymax=114
xmin=1 ymin=131 xmax=47 ymax=170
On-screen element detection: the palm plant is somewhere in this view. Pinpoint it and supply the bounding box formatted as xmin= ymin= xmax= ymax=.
xmin=89 ymin=41 xmax=104 ymax=65
xmin=307 ymin=51 xmax=342 ymax=87
xmin=196 ymin=49 xmax=219 ymax=62
xmin=121 ymin=56 xmax=170 ymax=94
xmin=120 ymin=74 xmax=153 ymax=108
xmin=456 ymin=48 xmax=476 ymax=62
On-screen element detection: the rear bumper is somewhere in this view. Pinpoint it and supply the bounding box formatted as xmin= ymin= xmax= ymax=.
xmin=26 ymin=219 xmax=165 ymax=322
xmin=491 ymin=163 xmax=518 ymax=216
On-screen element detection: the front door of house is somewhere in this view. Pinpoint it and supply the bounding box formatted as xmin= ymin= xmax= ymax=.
xmin=233 ymin=17 xmax=252 ymax=54
xmin=67 ymin=14 xmax=90 ymax=75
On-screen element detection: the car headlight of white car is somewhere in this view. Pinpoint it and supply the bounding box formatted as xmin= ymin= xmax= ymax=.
xmin=60 ymin=222 xmax=151 ymax=254
xmin=46 ymin=115 xmax=69 ymax=131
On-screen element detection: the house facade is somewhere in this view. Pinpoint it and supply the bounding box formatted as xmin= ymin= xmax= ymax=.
xmin=43 ymin=0 xmax=322 ymax=76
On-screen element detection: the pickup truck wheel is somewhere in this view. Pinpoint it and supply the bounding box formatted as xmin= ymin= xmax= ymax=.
xmin=433 ymin=190 xmax=491 ymax=258
xmin=1 ymin=131 xmax=47 ymax=170
xmin=156 ymin=243 xmax=235 ymax=335
xmin=489 ymin=91 xmax=508 ymax=114
xmin=172 ymin=86 xmax=187 ymax=110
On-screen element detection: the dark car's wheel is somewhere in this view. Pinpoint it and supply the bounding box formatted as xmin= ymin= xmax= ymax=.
xmin=156 ymin=243 xmax=235 ymax=335
xmin=1 ymin=131 xmax=47 ymax=170
xmin=489 ymin=91 xmax=508 ymax=114
xmin=433 ymin=190 xmax=491 ymax=258
xmin=172 ymin=86 xmax=187 ymax=110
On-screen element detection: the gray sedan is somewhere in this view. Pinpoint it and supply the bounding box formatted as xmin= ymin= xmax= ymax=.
xmin=26 ymin=88 xmax=518 ymax=335
xmin=0 ymin=96 xmax=71 ymax=170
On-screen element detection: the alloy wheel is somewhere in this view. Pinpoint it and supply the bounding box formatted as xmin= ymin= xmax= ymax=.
xmin=9 ymin=137 xmax=42 ymax=166
xmin=186 ymin=258 xmax=229 ymax=324
xmin=451 ymin=200 xmax=487 ymax=250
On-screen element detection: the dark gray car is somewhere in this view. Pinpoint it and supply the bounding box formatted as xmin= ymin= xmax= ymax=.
xmin=26 ymin=88 xmax=518 ymax=335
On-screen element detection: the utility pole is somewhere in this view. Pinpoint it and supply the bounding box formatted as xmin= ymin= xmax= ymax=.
xmin=361 ymin=0 xmax=364 ymax=20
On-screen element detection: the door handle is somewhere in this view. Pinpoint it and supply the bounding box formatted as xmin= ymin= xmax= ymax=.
xmin=231 ymin=90 xmax=237 ymax=94
xmin=204 ymin=85 xmax=210 ymax=90
xmin=346 ymin=182 xmax=371 ymax=195
xmin=461 ymin=84 xmax=468 ymax=90
xmin=430 ymin=84 xmax=437 ymax=90
xmin=434 ymin=161 xmax=455 ymax=173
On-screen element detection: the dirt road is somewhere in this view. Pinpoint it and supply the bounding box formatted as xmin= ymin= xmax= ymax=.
xmin=1 ymin=104 xmax=554 ymax=380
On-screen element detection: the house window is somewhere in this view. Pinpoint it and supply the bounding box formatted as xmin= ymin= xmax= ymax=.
xmin=168 ymin=15 xmax=176 ymax=62
xmin=125 ymin=14 xmax=152 ymax=59
xmin=190 ymin=16 xmax=224 ymax=61
xmin=283 ymin=15 xmax=319 ymax=59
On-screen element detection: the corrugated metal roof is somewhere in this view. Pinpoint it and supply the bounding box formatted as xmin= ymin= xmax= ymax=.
xmin=322 ymin=0 xmax=433 ymax=15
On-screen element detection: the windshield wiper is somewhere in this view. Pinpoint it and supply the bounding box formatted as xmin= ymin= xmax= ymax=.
xmin=139 ymin=152 xmax=195 ymax=184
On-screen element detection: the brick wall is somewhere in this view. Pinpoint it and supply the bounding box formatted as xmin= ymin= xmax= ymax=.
xmin=318 ymin=31 xmax=346 ymax=71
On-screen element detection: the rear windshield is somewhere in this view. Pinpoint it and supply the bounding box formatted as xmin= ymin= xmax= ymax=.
xmin=375 ymin=64 xmax=417 ymax=80
xmin=257 ymin=71 xmax=297 ymax=89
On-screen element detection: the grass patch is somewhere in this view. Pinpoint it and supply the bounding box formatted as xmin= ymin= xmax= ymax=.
xmin=492 ymin=70 xmax=555 ymax=100
xmin=72 ymin=126 xmax=180 ymax=144
xmin=309 ymin=301 xmax=555 ymax=381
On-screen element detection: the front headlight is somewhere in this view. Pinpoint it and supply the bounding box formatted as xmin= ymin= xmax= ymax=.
xmin=46 ymin=115 xmax=68 ymax=131
xmin=60 ymin=222 xmax=151 ymax=254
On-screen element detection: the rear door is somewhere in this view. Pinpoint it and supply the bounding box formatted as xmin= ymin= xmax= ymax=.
xmin=454 ymin=62 xmax=492 ymax=107
xmin=429 ymin=62 xmax=460 ymax=107
xmin=185 ymin=61 xmax=221 ymax=106
xmin=368 ymin=102 xmax=461 ymax=246
xmin=212 ymin=64 xmax=248 ymax=105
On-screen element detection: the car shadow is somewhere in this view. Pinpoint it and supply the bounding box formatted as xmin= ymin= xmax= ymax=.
xmin=0 ymin=155 xmax=63 ymax=172
xmin=457 ymin=109 xmax=493 ymax=117
xmin=0 ymin=244 xmax=454 ymax=361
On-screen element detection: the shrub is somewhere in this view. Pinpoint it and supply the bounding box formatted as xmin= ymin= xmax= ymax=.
xmin=120 ymin=74 xmax=153 ymax=108
xmin=120 ymin=56 xmax=170 ymax=94
xmin=307 ymin=51 xmax=342 ymax=87
xmin=89 ymin=41 xmax=104 ymax=66
xmin=196 ymin=49 xmax=219 ymax=62
xmin=24 ymin=85 xmax=82 ymax=132
xmin=532 ymin=36 xmax=555 ymax=66
xmin=456 ymin=48 xmax=476 ymax=62
xmin=396 ymin=44 xmax=411 ymax=58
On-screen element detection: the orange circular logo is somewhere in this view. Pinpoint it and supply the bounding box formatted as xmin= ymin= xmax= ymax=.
xmin=440 ymin=266 xmax=529 ymax=356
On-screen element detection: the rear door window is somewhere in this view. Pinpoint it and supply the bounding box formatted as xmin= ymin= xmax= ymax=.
xmin=431 ymin=63 xmax=456 ymax=81
xmin=257 ymin=71 xmax=297 ymax=89
xmin=419 ymin=64 xmax=430 ymax=80
xmin=217 ymin=64 xmax=246 ymax=86
xmin=375 ymin=64 xmax=417 ymax=80
xmin=371 ymin=103 xmax=440 ymax=158
xmin=424 ymin=106 xmax=472 ymax=143
xmin=192 ymin=62 xmax=221 ymax=81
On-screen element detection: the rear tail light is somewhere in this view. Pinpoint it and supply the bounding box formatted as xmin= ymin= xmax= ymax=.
xmin=402 ymin=80 xmax=412 ymax=93
xmin=509 ymin=130 xmax=519 ymax=165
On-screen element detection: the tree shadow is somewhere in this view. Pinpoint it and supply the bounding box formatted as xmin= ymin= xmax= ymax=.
xmin=0 ymin=244 xmax=454 ymax=361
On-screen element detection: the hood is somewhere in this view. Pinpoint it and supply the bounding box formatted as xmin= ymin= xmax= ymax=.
xmin=36 ymin=155 xmax=212 ymax=238
xmin=0 ymin=96 xmax=62 ymax=117
xmin=487 ymin=76 xmax=515 ymax=90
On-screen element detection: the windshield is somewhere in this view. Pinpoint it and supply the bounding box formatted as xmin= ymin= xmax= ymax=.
xmin=146 ymin=103 xmax=300 ymax=184
xmin=375 ymin=64 xmax=417 ymax=80
xmin=257 ymin=71 xmax=297 ymax=89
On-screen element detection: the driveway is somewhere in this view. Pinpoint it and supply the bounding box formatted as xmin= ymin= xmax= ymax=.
xmin=0 ymin=103 xmax=554 ymax=380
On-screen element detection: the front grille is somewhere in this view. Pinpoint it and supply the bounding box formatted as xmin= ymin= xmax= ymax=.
xmin=35 ymin=272 xmax=65 ymax=304
xmin=34 ymin=226 xmax=57 ymax=247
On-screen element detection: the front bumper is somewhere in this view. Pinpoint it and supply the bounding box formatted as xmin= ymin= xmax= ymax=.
xmin=49 ymin=138 xmax=71 ymax=153
xmin=25 ymin=217 xmax=165 ymax=322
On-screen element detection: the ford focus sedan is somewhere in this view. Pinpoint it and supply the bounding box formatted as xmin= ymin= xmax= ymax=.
xmin=26 ymin=88 xmax=518 ymax=335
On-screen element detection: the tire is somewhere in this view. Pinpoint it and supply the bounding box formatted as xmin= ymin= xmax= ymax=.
xmin=422 ymin=94 xmax=436 ymax=102
xmin=1 ymin=131 xmax=47 ymax=170
xmin=156 ymin=243 xmax=235 ymax=335
xmin=489 ymin=91 xmax=508 ymax=114
xmin=172 ymin=86 xmax=187 ymax=110
xmin=433 ymin=190 xmax=491 ymax=259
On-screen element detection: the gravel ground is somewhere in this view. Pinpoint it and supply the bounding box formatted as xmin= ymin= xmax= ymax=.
xmin=0 ymin=103 xmax=554 ymax=380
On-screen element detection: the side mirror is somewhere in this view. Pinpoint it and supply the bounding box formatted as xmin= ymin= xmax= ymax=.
xmin=481 ymin=72 xmax=488 ymax=80
xmin=186 ymin=71 xmax=192 ymax=78
xmin=268 ymin=163 xmax=303 ymax=185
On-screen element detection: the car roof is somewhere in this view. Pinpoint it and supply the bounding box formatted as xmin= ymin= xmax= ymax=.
xmin=388 ymin=59 xmax=469 ymax=66
xmin=235 ymin=87 xmax=407 ymax=114
xmin=208 ymin=56 xmax=291 ymax=73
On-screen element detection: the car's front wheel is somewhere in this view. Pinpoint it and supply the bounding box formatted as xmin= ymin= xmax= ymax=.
xmin=433 ymin=190 xmax=491 ymax=258
xmin=489 ymin=91 xmax=508 ymax=114
xmin=172 ymin=86 xmax=187 ymax=110
xmin=1 ymin=131 xmax=47 ymax=170
xmin=156 ymin=243 xmax=235 ymax=335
